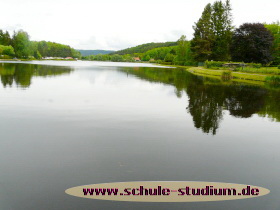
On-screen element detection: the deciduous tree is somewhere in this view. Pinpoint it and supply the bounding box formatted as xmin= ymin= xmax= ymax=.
xmin=231 ymin=23 xmax=274 ymax=64
xmin=265 ymin=22 xmax=280 ymax=65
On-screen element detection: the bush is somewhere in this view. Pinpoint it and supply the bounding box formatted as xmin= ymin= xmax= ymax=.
xmin=204 ymin=60 xmax=225 ymax=68
xmin=221 ymin=71 xmax=232 ymax=80
xmin=246 ymin=63 xmax=262 ymax=68
xmin=0 ymin=45 xmax=15 ymax=56
xmin=184 ymin=61 xmax=196 ymax=66
xmin=278 ymin=65 xmax=280 ymax=69
xmin=111 ymin=54 xmax=124 ymax=62
xmin=0 ymin=55 xmax=12 ymax=59
xmin=173 ymin=61 xmax=184 ymax=66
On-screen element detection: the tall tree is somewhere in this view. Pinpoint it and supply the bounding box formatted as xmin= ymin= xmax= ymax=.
xmin=12 ymin=30 xmax=32 ymax=58
xmin=231 ymin=23 xmax=274 ymax=64
xmin=191 ymin=3 xmax=214 ymax=62
xmin=176 ymin=35 xmax=191 ymax=65
xmin=211 ymin=0 xmax=233 ymax=61
xmin=0 ymin=30 xmax=12 ymax=46
xmin=191 ymin=0 xmax=233 ymax=62
xmin=265 ymin=22 xmax=280 ymax=65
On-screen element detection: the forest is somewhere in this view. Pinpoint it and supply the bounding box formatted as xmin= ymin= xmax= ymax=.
xmin=0 ymin=30 xmax=81 ymax=59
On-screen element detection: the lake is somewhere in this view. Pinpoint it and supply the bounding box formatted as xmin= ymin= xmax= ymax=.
xmin=0 ymin=61 xmax=279 ymax=209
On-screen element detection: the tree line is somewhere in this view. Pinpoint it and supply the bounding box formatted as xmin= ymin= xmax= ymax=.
xmin=191 ymin=0 xmax=279 ymax=65
xmin=0 ymin=29 xmax=81 ymax=59
xmin=113 ymin=42 xmax=177 ymax=55
xmin=85 ymin=0 xmax=279 ymax=66
xmin=121 ymin=67 xmax=280 ymax=134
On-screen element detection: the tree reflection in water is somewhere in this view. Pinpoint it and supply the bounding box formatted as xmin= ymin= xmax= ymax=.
xmin=0 ymin=63 xmax=73 ymax=88
xmin=1 ymin=63 xmax=279 ymax=135
xmin=122 ymin=67 xmax=280 ymax=135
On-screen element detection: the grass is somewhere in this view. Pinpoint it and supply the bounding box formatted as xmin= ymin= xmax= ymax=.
xmin=188 ymin=67 xmax=225 ymax=77
xmin=266 ymin=76 xmax=280 ymax=84
xmin=188 ymin=67 xmax=274 ymax=82
xmin=235 ymin=67 xmax=280 ymax=75
xmin=158 ymin=64 xmax=280 ymax=86
xmin=232 ymin=72 xmax=267 ymax=81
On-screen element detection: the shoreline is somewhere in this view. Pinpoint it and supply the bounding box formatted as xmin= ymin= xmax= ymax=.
xmin=158 ymin=64 xmax=280 ymax=84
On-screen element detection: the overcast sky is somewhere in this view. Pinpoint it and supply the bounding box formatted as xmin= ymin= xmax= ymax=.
xmin=0 ymin=0 xmax=279 ymax=50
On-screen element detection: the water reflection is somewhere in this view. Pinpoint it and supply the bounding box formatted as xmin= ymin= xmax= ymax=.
xmin=121 ymin=67 xmax=280 ymax=134
xmin=1 ymin=63 xmax=279 ymax=135
xmin=0 ymin=63 xmax=72 ymax=88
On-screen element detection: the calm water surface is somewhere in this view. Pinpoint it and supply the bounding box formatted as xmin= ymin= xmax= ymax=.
xmin=0 ymin=61 xmax=279 ymax=210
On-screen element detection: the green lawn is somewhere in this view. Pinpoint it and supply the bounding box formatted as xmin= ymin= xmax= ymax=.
xmin=236 ymin=67 xmax=280 ymax=75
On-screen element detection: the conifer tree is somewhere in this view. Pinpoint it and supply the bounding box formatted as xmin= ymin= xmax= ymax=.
xmin=211 ymin=0 xmax=233 ymax=61
xmin=191 ymin=3 xmax=214 ymax=62
xmin=191 ymin=0 xmax=233 ymax=62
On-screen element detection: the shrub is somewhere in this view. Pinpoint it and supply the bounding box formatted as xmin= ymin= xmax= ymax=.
xmin=0 ymin=55 xmax=12 ymax=59
xmin=278 ymin=65 xmax=280 ymax=69
xmin=246 ymin=63 xmax=262 ymax=68
xmin=0 ymin=45 xmax=15 ymax=56
xmin=184 ymin=61 xmax=196 ymax=66
xmin=111 ymin=54 xmax=124 ymax=62
xmin=204 ymin=60 xmax=226 ymax=68
xmin=221 ymin=71 xmax=232 ymax=80
xmin=173 ymin=61 xmax=185 ymax=66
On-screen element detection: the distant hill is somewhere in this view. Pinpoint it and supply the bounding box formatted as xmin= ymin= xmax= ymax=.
xmin=78 ymin=50 xmax=115 ymax=56
xmin=114 ymin=42 xmax=178 ymax=55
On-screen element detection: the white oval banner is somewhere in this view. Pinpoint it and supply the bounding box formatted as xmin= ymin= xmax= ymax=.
xmin=65 ymin=181 xmax=270 ymax=202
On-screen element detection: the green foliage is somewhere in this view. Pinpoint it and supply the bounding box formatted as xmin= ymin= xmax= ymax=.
xmin=205 ymin=61 xmax=266 ymax=70
xmin=12 ymin=30 xmax=32 ymax=58
xmin=111 ymin=54 xmax=124 ymax=62
xmin=265 ymin=76 xmax=280 ymax=84
xmin=248 ymin=63 xmax=262 ymax=68
xmin=0 ymin=55 xmax=12 ymax=59
xmin=265 ymin=22 xmax=280 ymax=65
xmin=211 ymin=0 xmax=233 ymax=61
xmin=176 ymin=35 xmax=193 ymax=64
xmin=191 ymin=0 xmax=233 ymax=62
xmin=221 ymin=70 xmax=232 ymax=80
xmin=191 ymin=3 xmax=214 ymax=62
xmin=135 ymin=37 xmax=193 ymax=66
xmin=114 ymin=42 xmax=177 ymax=55
xmin=236 ymin=67 xmax=280 ymax=75
xmin=141 ymin=46 xmax=176 ymax=63
xmin=84 ymin=54 xmax=112 ymax=61
xmin=142 ymin=54 xmax=151 ymax=61
xmin=164 ymin=53 xmax=175 ymax=62
xmin=204 ymin=60 xmax=225 ymax=68
xmin=0 ymin=29 xmax=79 ymax=59
xmin=122 ymin=54 xmax=134 ymax=62
xmin=71 ymin=48 xmax=81 ymax=59
xmin=231 ymin=23 xmax=274 ymax=64
xmin=0 ymin=45 xmax=15 ymax=56
xmin=36 ymin=41 xmax=80 ymax=58
xmin=34 ymin=50 xmax=42 ymax=59
xmin=0 ymin=30 xmax=12 ymax=46
xmin=278 ymin=65 xmax=280 ymax=69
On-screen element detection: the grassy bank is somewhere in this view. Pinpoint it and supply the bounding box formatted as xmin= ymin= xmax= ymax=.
xmin=236 ymin=66 xmax=280 ymax=75
xmin=187 ymin=67 xmax=280 ymax=83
